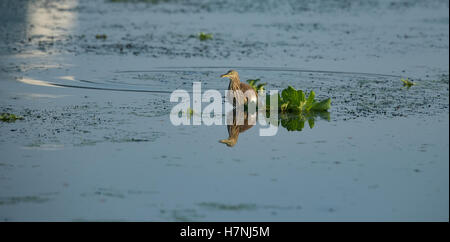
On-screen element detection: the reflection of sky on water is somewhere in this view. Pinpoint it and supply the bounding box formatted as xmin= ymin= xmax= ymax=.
xmin=26 ymin=0 xmax=78 ymax=40
xmin=17 ymin=77 xmax=63 ymax=88
xmin=0 ymin=0 xmax=78 ymax=58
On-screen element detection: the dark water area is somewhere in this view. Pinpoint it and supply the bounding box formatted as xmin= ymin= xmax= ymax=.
xmin=0 ymin=0 xmax=448 ymax=221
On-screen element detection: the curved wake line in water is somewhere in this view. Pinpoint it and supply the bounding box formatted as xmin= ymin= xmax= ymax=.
xmin=115 ymin=66 xmax=403 ymax=78
xmin=50 ymin=83 xmax=175 ymax=93
xmin=18 ymin=66 xmax=403 ymax=93
xmin=17 ymin=77 xmax=174 ymax=93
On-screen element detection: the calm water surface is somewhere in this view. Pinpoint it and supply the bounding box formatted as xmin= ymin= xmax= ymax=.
xmin=0 ymin=0 xmax=448 ymax=221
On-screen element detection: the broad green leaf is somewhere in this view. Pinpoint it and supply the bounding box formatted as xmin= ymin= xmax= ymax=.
xmin=281 ymin=86 xmax=304 ymax=111
xmin=310 ymin=98 xmax=331 ymax=111
xmin=298 ymin=90 xmax=305 ymax=102
xmin=304 ymin=91 xmax=315 ymax=112
xmin=281 ymin=86 xmax=296 ymax=102
xmin=253 ymin=81 xmax=331 ymax=113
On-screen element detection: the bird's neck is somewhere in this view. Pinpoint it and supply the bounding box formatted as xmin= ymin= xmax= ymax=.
xmin=229 ymin=76 xmax=241 ymax=91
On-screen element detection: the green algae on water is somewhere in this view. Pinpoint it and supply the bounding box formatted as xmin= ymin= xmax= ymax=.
xmin=95 ymin=34 xmax=107 ymax=40
xmin=198 ymin=32 xmax=213 ymax=41
xmin=187 ymin=107 xmax=194 ymax=117
xmin=0 ymin=113 xmax=24 ymax=122
xmin=401 ymin=78 xmax=415 ymax=87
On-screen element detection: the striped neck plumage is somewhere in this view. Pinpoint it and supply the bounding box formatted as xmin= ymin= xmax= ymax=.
xmin=229 ymin=76 xmax=241 ymax=91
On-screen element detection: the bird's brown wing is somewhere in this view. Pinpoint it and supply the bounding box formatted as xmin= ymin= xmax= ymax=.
xmin=239 ymin=83 xmax=257 ymax=96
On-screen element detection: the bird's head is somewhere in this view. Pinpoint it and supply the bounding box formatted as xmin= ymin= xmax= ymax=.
xmin=220 ymin=70 xmax=239 ymax=79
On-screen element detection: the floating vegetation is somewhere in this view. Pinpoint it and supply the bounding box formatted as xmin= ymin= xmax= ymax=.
xmin=95 ymin=34 xmax=107 ymax=40
xmin=246 ymin=79 xmax=267 ymax=92
xmin=401 ymin=78 xmax=415 ymax=87
xmin=187 ymin=107 xmax=194 ymax=117
xmin=0 ymin=113 xmax=24 ymax=122
xmin=108 ymin=0 xmax=171 ymax=3
xmin=266 ymin=86 xmax=331 ymax=113
xmin=198 ymin=32 xmax=213 ymax=41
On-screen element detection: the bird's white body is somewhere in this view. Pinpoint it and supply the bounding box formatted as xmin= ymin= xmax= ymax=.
xmin=248 ymin=95 xmax=257 ymax=104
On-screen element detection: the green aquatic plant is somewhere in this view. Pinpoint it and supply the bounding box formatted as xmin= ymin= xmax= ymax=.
xmin=0 ymin=113 xmax=24 ymax=123
xmin=187 ymin=107 xmax=194 ymax=117
xmin=401 ymin=78 xmax=415 ymax=87
xmin=260 ymin=85 xmax=331 ymax=132
xmin=266 ymin=86 xmax=331 ymax=113
xmin=198 ymin=32 xmax=213 ymax=41
xmin=95 ymin=34 xmax=107 ymax=40
xmin=246 ymin=79 xmax=267 ymax=92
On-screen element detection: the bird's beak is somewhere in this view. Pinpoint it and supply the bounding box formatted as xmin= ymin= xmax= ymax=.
xmin=220 ymin=73 xmax=229 ymax=78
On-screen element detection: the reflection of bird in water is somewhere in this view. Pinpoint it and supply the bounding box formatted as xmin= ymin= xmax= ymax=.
xmin=220 ymin=70 xmax=257 ymax=105
xmin=219 ymin=109 xmax=256 ymax=147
